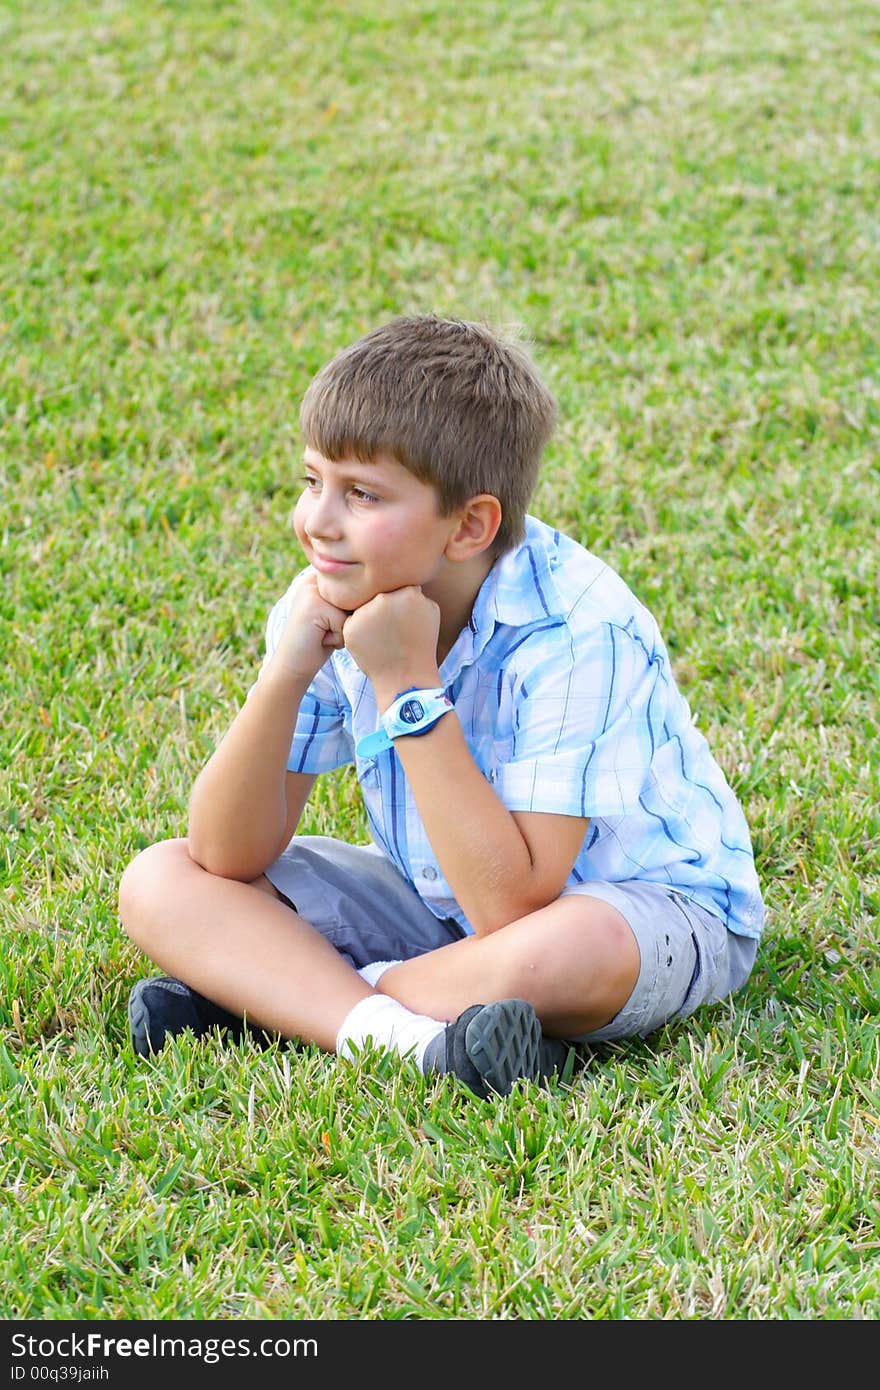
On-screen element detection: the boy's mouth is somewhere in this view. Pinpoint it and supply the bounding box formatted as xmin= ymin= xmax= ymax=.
xmin=310 ymin=551 xmax=358 ymax=574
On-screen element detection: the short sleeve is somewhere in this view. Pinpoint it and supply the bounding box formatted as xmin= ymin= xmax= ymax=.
xmin=495 ymin=622 xmax=663 ymax=818
xmin=248 ymin=578 xmax=353 ymax=775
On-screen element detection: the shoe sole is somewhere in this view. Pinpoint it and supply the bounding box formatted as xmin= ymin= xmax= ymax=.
xmin=128 ymin=978 xmax=157 ymax=1057
xmin=463 ymin=998 xmax=543 ymax=1096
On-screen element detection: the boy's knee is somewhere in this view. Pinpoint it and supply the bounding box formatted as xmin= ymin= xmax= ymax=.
xmin=512 ymin=894 xmax=640 ymax=1023
xmin=118 ymin=838 xmax=193 ymax=940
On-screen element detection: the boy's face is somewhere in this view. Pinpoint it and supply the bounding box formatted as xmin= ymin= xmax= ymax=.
xmin=294 ymin=448 xmax=461 ymax=610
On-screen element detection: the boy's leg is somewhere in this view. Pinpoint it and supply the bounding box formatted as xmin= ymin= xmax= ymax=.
xmin=120 ymin=839 xmax=545 ymax=1094
xmin=376 ymin=893 xmax=641 ymax=1040
xmin=119 ymin=838 xmax=374 ymax=1052
xmin=377 ymin=881 xmax=750 ymax=1045
xmin=120 ymin=838 xmax=576 ymax=1096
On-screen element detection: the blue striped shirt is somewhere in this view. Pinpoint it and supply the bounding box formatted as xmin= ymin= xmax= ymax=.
xmin=258 ymin=516 xmax=765 ymax=940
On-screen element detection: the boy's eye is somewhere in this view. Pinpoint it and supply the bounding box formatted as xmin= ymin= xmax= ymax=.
xmin=299 ymin=475 xmax=378 ymax=503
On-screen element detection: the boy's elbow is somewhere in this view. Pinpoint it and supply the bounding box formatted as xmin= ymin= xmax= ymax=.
xmin=187 ymin=843 xmax=258 ymax=882
xmin=187 ymin=821 xmax=289 ymax=882
xmin=186 ymin=837 xmax=218 ymax=875
xmin=186 ymin=801 xmax=250 ymax=880
xmin=184 ymin=828 xmax=247 ymax=881
xmin=185 ymin=822 xmax=213 ymax=873
xmin=470 ymin=876 xmax=561 ymax=936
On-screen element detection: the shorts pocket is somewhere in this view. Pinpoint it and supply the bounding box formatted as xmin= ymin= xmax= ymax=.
xmin=667 ymin=895 xmax=728 ymax=1021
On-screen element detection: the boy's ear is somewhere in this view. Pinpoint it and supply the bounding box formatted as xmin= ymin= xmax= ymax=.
xmin=445 ymin=494 xmax=502 ymax=561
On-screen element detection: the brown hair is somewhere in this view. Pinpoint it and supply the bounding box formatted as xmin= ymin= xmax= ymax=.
xmin=299 ymin=314 xmax=557 ymax=554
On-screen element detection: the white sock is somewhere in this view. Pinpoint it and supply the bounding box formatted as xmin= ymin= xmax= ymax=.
xmin=357 ymin=959 xmax=403 ymax=987
xmin=336 ymin=993 xmax=445 ymax=1071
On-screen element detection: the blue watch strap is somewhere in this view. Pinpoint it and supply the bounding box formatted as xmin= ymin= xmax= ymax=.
xmin=356 ymin=725 xmax=395 ymax=758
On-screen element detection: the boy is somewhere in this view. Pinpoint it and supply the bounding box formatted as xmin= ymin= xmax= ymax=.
xmin=120 ymin=314 xmax=764 ymax=1099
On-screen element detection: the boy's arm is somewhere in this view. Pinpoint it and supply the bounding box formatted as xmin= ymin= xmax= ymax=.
xmin=187 ymin=573 xmax=347 ymax=882
xmin=187 ymin=668 xmax=316 ymax=881
xmin=343 ymin=587 xmax=588 ymax=936
xmin=389 ymin=714 xmax=588 ymax=935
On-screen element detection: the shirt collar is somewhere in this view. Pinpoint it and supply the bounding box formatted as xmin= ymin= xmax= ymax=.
xmin=440 ymin=516 xmax=565 ymax=683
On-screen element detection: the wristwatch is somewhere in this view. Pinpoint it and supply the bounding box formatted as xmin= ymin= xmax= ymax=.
xmin=356 ymin=687 xmax=454 ymax=759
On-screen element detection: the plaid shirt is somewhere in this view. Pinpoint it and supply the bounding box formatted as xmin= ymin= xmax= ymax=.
xmin=257 ymin=516 xmax=764 ymax=940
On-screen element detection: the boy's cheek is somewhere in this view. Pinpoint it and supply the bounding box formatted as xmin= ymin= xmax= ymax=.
xmin=292 ymin=498 xmax=309 ymax=542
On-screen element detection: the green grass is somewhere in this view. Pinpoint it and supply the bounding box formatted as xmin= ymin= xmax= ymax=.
xmin=1 ymin=0 xmax=878 ymax=1320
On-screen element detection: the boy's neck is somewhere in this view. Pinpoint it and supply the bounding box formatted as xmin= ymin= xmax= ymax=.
xmin=425 ymin=551 xmax=497 ymax=666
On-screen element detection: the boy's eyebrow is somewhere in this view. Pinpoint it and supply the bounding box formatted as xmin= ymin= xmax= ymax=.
xmin=302 ymin=451 xmax=389 ymax=479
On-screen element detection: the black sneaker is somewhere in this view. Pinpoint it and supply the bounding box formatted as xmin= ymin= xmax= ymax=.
xmin=422 ymin=998 xmax=572 ymax=1099
xmin=128 ymin=976 xmax=262 ymax=1057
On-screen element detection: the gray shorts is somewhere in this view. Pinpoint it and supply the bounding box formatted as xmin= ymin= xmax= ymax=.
xmin=265 ymin=835 xmax=758 ymax=1044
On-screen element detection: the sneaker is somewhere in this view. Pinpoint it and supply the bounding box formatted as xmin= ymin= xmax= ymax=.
xmin=423 ymin=998 xmax=572 ymax=1099
xmin=128 ymin=976 xmax=257 ymax=1057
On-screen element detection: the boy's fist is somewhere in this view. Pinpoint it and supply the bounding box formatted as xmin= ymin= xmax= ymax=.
xmin=271 ymin=570 xmax=349 ymax=682
xmin=342 ymin=587 xmax=442 ymax=708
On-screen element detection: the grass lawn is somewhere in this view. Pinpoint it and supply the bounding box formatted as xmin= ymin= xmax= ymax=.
xmin=1 ymin=0 xmax=878 ymax=1320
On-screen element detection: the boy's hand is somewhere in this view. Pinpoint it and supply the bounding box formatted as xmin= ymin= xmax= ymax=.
xmin=343 ymin=587 xmax=442 ymax=709
xmin=271 ymin=570 xmax=349 ymax=682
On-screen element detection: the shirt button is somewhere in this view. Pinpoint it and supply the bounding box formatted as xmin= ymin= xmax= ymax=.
xmin=422 ymin=865 xmax=438 ymax=882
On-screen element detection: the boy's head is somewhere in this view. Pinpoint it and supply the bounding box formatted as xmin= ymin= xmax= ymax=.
xmin=299 ymin=314 xmax=557 ymax=556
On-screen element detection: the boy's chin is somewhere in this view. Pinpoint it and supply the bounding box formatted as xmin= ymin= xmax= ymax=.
xmin=314 ymin=573 xmax=375 ymax=611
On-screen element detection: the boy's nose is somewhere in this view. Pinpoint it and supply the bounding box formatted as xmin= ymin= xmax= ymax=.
xmin=305 ymin=492 xmax=343 ymax=541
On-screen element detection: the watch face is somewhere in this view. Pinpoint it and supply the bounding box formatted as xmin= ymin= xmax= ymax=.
xmin=399 ymin=698 xmax=425 ymax=725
